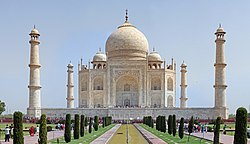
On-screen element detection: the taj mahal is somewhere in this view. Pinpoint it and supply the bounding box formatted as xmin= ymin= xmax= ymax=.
xmin=27 ymin=11 xmax=228 ymax=119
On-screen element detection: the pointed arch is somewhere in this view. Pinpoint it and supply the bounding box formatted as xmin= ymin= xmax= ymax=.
xmin=167 ymin=95 xmax=173 ymax=107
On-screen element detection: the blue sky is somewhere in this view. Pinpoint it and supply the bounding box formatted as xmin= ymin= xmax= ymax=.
xmin=0 ymin=1 xmax=249 ymax=114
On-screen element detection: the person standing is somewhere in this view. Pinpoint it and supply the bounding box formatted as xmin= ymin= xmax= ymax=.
xmin=4 ymin=125 xmax=10 ymax=142
xmin=36 ymin=125 xmax=39 ymax=136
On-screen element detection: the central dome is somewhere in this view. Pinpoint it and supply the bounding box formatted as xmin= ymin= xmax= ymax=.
xmin=105 ymin=21 xmax=149 ymax=60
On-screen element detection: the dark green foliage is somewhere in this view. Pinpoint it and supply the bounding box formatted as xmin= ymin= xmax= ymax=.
xmin=74 ymin=114 xmax=80 ymax=139
xmin=80 ymin=115 xmax=84 ymax=137
xmin=179 ymin=117 xmax=184 ymax=139
xmin=64 ymin=114 xmax=71 ymax=143
xmin=143 ymin=116 xmax=154 ymax=128
xmin=89 ymin=117 xmax=93 ymax=133
xmin=94 ymin=116 xmax=99 ymax=131
xmin=155 ymin=115 xmax=166 ymax=133
xmin=39 ymin=114 xmax=47 ymax=144
xmin=173 ymin=115 xmax=176 ymax=136
xmin=104 ymin=116 xmax=112 ymax=126
xmin=102 ymin=117 xmax=105 ymax=128
xmin=188 ymin=116 xmax=194 ymax=142
xmin=213 ymin=117 xmax=221 ymax=144
xmin=0 ymin=100 xmax=6 ymax=115
xmin=168 ymin=115 xmax=173 ymax=135
xmin=234 ymin=107 xmax=248 ymax=144
xmin=13 ymin=111 xmax=24 ymax=144
xmin=84 ymin=117 xmax=88 ymax=127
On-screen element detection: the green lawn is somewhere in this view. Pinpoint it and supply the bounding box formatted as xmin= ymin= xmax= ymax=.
xmin=140 ymin=124 xmax=212 ymax=144
xmin=49 ymin=124 xmax=115 ymax=144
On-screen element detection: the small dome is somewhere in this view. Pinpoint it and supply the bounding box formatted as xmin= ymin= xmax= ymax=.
xmin=30 ymin=28 xmax=40 ymax=36
xmin=93 ymin=51 xmax=107 ymax=62
xmin=216 ymin=27 xmax=224 ymax=33
xmin=68 ymin=63 xmax=73 ymax=67
xmin=181 ymin=62 xmax=187 ymax=68
xmin=148 ymin=49 xmax=162 ymax=62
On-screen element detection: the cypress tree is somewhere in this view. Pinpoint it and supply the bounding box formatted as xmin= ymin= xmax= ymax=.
xmin=84 ymin=117 xmax=88 ymax=127
xmin=39 ymin=114 xmax=47 ymax=144
xmin=74 ymin=114 xmax=80 ymax=139
xmin=168 ymin=115 xmax=173 ymax=135
xmin=64 ymin=114 xmax=71 ymax=143
xmin=102 ymin=117 xmax=105 ymax=128
xmin=80 ymin=115 xmax=84 ymax=137
xmin=173 ymin=114 xmax=176 ymax=136
xmin=188 ymin=116 xmax=194 ymax=142
xmin=13 ymin=111 xmax=24 ymax=144
xmin=94 ymin=116 xmax=99 ymax=131
xmin=162 ymin=116 xmax=166 ymax=133
xmin=213 ymin=117 xmax=221 ymax=144
xmin=156 ymin=116 xmax=159 ymax=131
xmin=234 ymin=107 xmax=248 ymax=144
xmin=89 ymin=117 xmax=93 ymax=133
xmin=179 ymin=117 xmax=184 ymax=139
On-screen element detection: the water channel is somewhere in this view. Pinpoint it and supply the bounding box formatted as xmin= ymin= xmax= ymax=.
xmin=108 ymin=124 xmax=149 ymax=144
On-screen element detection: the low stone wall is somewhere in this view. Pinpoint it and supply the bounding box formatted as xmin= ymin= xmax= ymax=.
xmin=41 ymin=107 xmax=227 ymax=119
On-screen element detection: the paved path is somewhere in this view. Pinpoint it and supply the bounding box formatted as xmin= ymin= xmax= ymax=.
xmin=90 ymin=124 xmax=121 ymax=144
xmin=0 ymin=130 xmax=64 ymax=144
xmin=134 ymin=124 xmax=167 ymax=144
xmin=189 ymin=132 xmax=250 ymax=144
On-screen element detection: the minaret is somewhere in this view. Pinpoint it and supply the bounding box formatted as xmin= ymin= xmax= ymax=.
xmin=180 ymin=62 xmax=188 ymax=108
xmin=214 ymin=25 xmax=227 ymax=108
xmin=66 ymin=62 xmax=74 ymax=108
xmin=27 ymin=26 xmax=41 ymax=118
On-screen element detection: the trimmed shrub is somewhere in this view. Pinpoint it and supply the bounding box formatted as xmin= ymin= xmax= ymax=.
xmin=188 ymin=116 xmax=194 ymax=142
xmin=213 ymin=116 xmax=221 ymax=144
xmin=84 ymin=117 xmax=88 ymax=127
xmin=80 ymin=115 xmax=84 ymax=137
xmin=64 ymin=114 xmax=71 ymax=143
xmin=13 ymin=111 xmax=24 ymax=144
xmin=173 ymin=115 xmax=176 ymax=137
xmin=94 ymin=116 xmax=99 ymax=131
xmin=234 ymin=107 xmax=248 ymax=144
xmin=102 ymin=117 xmax=105 ymax=128
xmin=89 ymin=117 xmax=93 ymax=133
xmin=39 ymin=114 xmax=47 ymax=144
xmin=168 ymin=115 xmax=173 ymax=135
xmin=74 ymin=114 xmax=80 ymax=139
xmin=179 ymin=117 xmax=184 ymax=139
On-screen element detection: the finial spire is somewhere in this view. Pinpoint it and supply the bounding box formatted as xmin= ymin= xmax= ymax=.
xmin=99 ymin=47 xmax=101 ymax=52
xmin=219 ymin=23 xmax=221 ymax=28
xmin=34 ymin=25 xmax=36 ymax=29
xmin=153 ymin=47 xmax=155 ymax=51
xmin=125 ymin=9 xmax=128 ymax=22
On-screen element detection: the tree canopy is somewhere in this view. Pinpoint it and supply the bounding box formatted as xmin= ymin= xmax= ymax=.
xmin=0 ymin=100 xmax=6 ymax=115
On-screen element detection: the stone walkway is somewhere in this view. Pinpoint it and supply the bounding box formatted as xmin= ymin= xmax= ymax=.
xmin=190 ymin=132 xmax=250 ymax=144
xmin=90 ymin=124 xmax=121 ymax=144
xmin=0 ymin=130 xmax=64 ymax=144
xmin=134 ymin=124 xmax=167 ymax=144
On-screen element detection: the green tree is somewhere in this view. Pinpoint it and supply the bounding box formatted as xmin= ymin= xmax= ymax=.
xmin=102 ymin=117 xmax=105 ymax=128
xmin=234 ymin=107 xmax=248 ymax=144
xmin=188 ymin=116 xmax=194 ymax=142
xmin=168 ymin=115 xmax=173 ymax=135
xmin=80 ymin=115 xmax=84 ymax=137
xmin=64 ymin=114 xmax=71 ymax=143
xmin=0 ymin=100 xmax=5 ymax=115
xmin=13 ymin=111 xmax=24 ymax=144
xmin=162 ymin=116 xmax=166 ymax=133
xmin=74 ymin=114 xmax=80 ymax=139
xmin=173 ymin=115 xmax=176 ymax=136
xmin=213 ymin=117 xmax=221 ymax=144
xmin=89 ymin=117 xmax=93 ymax=133
xmin=94 ymin=116 xmax=99 ymax=131
xmin=84 ymin=117 xmax=88 ymax=127
xmin=39 ymin=114 xmax=47 ymax=144
xmin=179 ymin=117 xmax=184 ymax=139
